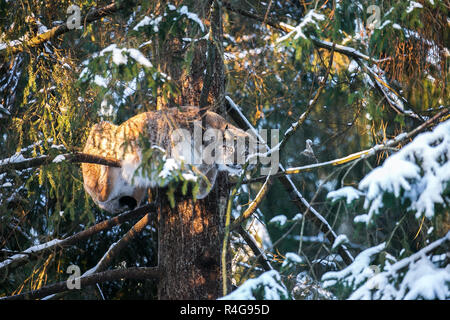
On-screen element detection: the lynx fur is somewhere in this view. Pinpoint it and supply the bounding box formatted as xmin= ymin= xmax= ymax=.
xmin=82 ymin=107 xmax=251 ymax=213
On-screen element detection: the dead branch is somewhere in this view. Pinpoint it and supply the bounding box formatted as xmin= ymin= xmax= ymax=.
xmin=91 ymin=213 xmax=153 ymax=274
xmin=0 ymin=203 xmax=156 ymax=272
xmin=1 ymin=267 xmax=161 ymax=300
xmin=0 ymin=152 xmax=121 ymax=173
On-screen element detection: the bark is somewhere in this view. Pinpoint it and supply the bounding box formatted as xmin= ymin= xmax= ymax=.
xmin=157 ymin=173 xmax=228 ymax=299
xmin=154 ymin=0 xmax=229 ymax=300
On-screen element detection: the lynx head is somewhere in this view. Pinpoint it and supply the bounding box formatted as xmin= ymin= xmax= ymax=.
xmin=82 ymin=107 xmax=253 ymax=214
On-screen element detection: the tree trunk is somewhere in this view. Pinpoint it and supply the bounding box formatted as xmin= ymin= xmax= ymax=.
xmin=154 ymin=0 xmax=229 ymax=300
xmin=157 ymin=173 xmax=228 ymax=299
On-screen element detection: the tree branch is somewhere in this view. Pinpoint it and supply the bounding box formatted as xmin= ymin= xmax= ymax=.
xmin=0 ymin=203 xmax=156 ymax=272
xmin=225 ymin=96 xmax=355 ymax=265
xmin=1 ymin=267 xmax=161 ymax=300
xmin=240 ymin=106 xmax=449 ymax=185
xmin=89 ymin=212 xmax=153 ymax=274
xmin=236 ymin=225 xmax=273 ymax=272
xmin=230 ymin=45 xmax=335 ymax=231
xmin=0 ymin=2 xmax=123 ymax=58
xmin=0 ymin=152 xmax=121 ymax=173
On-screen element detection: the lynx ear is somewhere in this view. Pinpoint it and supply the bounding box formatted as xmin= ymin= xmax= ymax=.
xmin=194 ymin=164 xmax=218 ymax=199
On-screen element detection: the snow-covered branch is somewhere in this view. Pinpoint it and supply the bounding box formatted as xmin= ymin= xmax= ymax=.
xmin=323 ymin=231 xmax=450 ymax=300
xmin=0 ymin=2 xmax=123 ymax=58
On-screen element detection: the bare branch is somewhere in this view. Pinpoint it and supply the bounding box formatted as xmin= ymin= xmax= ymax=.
xmin=225 ymin=96 xmax=355 ymax=265
xmin=230 ymin=46 xmax=335 ymax=231
xmin=0 ymin=152 xmax=121 ymax=173
xmin=1 ymin=267 xmax=161 ymax=300
xmin=0 ymin=203 xmax=156 ymax=272
xmin=242 ymin=106 xmax=449 ymax=185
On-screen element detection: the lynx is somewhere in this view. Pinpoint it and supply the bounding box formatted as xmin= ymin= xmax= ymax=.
xmin=82 ymin=107 xmax=252 ymax=213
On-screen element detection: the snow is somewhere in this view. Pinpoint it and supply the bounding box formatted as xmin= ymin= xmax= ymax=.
xmin=353 ymin=214 xmax=370 ymax=224
xmin=133 ymin=15 xmax=162 ymax=32
xmin=220 ymin=270 xmax=289 ymax=300
xmin=377 ymin=20 xmax=391 ymax=30
xmin=0 ymin=152 xmax=26 ymax=165
xmin=348 ymin=60 xmax=360 ymax=74
xmin=406 ymin=1 xmax=423 ymax=14
xmin=347 ymin=232 xmax=450 ymax=300
xmin=99 ymin=44 xmax=152 ymax=68
xmin=133 ymin=5 xmax=204 ymax=33
xmin=327 ymin=186 xmax=363 ymax=204
xmin=269 ymin=215 xmax=287 ymax=227
xmin=322 ymin=242 xmax=386 ymax=289
xmin=181 ymin=172 xmax=197 ymax=182
xmin=178 ymin=5 xmax=205 ymax=32
xmin=332 ymin=234 xmax=349 ymax=250
xmin=282 ymin=252 xmax=304 ymax=267
xmin=0 ymin=239 xmax=62 ymax=270
xmin=94 ymin=75 xmax=108 ymax=87
xmin=277 ymin=10 xmax=325 ymax=42
xmin=158 ymin=158 xmax=180 ymax=179
xmin=359 ymin=119 xmax=450 ymax=220
xmin=52 ymin=155 xmax=66 ymax=163
xmin=127 ymin=48 xmax=153 ymax=68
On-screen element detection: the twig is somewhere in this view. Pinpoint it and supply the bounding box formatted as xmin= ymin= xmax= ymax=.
xmin=230 ymin=44 xmax=335 ymax=231
xmin=225 ymin=96 xmax=355 ymax=265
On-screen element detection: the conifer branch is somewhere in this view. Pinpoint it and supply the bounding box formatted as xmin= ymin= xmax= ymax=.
xmin=0 ymin=2 xmax=123 ymax=58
